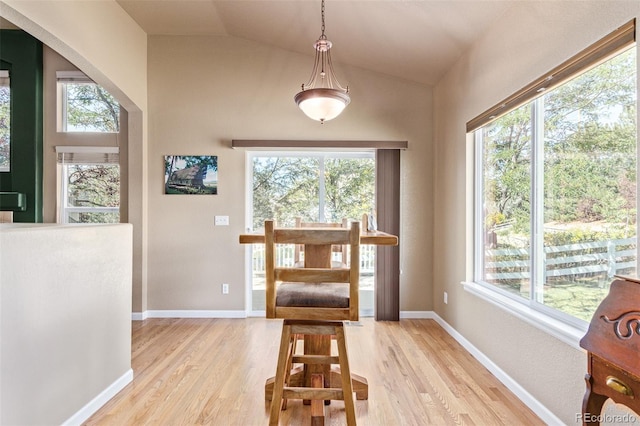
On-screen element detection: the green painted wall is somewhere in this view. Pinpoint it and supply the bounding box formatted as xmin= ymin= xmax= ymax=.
xmin=0 ymin=30 xmax=43 ymax=222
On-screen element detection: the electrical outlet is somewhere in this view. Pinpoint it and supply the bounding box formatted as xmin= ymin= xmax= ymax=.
xmin=222 ymin=283 xmax=229 ymax=294
xmin=444 ymin=291 xmax=448 ymax=304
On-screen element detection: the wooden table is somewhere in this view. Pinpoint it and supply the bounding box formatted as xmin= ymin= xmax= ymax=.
xmin=239 ymin=229 xmax=398 ymax=247
xmin=239 ymin=227 xmax=398 ymax=409
xmin=579 ymin=275 xmax=640 ymax=425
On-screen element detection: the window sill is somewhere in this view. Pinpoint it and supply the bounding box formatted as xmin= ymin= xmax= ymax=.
xmin=462 ymin=281 xmax=587 ymax=351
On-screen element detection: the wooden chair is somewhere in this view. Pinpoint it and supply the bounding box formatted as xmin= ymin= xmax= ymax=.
xmin=294 ymin=217 xmax=349 ymax=268
xmin=265 ymin=219 xmax=360 ymax=426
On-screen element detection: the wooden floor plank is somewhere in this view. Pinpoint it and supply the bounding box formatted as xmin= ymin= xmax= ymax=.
xmin=85 ymin=318 xmax=543 ymax=426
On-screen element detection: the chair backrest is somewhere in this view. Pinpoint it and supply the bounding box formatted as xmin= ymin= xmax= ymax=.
xmin=294 ymin=217 xmax=349 ymax=265
xmin=265 ymin=219 xmax=360 ymax=321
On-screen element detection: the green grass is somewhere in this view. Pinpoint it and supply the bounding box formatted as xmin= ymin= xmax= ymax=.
xmin=542 ymin=279 xmax=610 ymax=322
xmin=494 ymin=276 xmax=612 ymax=323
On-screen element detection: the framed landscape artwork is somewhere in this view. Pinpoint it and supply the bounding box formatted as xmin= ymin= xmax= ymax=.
xmin=164 ymin=155 xmax=218 ymax=195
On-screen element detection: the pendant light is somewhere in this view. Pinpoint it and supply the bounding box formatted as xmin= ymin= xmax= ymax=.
xmin=294 ymin=0 xmax=350 ymax=124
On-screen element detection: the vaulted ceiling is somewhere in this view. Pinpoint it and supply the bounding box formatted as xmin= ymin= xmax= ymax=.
xmin=116 ymin=0 xmax=514 ymax=86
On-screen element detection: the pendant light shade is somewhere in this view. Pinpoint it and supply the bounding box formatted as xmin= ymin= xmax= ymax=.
xmin=295 ymin=0 xmax=350 ymax=123
xmin=295 ymin=88 xmax=350 ymax=122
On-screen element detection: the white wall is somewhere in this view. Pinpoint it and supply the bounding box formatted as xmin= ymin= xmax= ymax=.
xmin=147 ymin=35 xmax=433 ymax=313
xmin=1 ymin=2 xmax=433 ymax=316
xmin=0 ymin=0 xmax=149 ymax=312
xmin=0 ymin=0 xmax=146 ymax=112
xmin=0 ymin=224 xmax=133 ymax=425
xmin=433 ymin=2 xmax=640 ymax=423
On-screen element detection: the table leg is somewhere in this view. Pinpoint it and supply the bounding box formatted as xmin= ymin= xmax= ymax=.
xmin=581 ymin=373 xmax=608 ymax=425
xmin=311 ymin=373 xmax=325 ymax=425
xmin=303 ymin=334 xmax=331 ymax=405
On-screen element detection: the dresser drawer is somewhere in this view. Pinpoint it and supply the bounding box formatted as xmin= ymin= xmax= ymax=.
xmin=590 ymin=355 xmax=640 ymax=413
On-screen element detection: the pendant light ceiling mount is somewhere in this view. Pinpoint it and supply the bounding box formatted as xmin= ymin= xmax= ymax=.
xmin=294 ymin=0 xmax=350 ymax=124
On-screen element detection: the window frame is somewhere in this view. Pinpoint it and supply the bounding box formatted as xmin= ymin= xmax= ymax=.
xmin=245 ymin=149 xmax=377 ymax=317
xmin=247 ymin=150 xmax=376 ymax=228
xmin=56 ymin=146 xmax=120 ymax=224
xmin=56 ymin=71 xmax=120 ymax=133
xmin=464 ymin=21 xmax=638 ymax=348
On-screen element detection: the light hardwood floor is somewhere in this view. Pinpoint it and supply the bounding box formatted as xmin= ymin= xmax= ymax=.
xmin=85 ymin=318 xmax=543 ymax=425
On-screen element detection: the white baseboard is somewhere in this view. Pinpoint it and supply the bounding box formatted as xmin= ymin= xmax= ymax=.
xmin=429 ymin=313 xmax=564 ymax=426
xmin=131 ymin=311 xmax=147 ymax=321
xmin=359 ymin=308 xmax=374 ymax=317
xmin=141 ymin=310 xmax=375 ymax=320
xmin=248 ymin=310 xmax=376 ymax=318
xmin=133 ymin=310 xmax=247 ymax=320
xmin=62 ymin=369 xmax=133 ymax=426
xmin=399 ymin=310 xmax=436 ymax=319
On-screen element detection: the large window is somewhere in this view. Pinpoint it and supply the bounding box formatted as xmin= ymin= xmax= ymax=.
xmin=57 ymin=147 xmax=120 ymax=224
xmin=248 ymin=151 xmax=376 ymax=314
xmin=57 ymin=71 xmax=120 ymax=133
xmin=473 ymin=44 xmax=637 ymax=325
xmin=251 ymin=152 xmax=375 ymax=227
xmin=55 ymin=71 xmax=122 ymax=224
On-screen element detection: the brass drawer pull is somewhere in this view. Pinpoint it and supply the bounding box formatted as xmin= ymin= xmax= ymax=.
xmin=606 ymin=376 xmax=634 ymax=397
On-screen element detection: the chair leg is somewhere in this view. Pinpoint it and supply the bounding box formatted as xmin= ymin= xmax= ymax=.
xmin=269 ymin=323 xmax=292 ymax=426
xmin=335 ymin=324 xmax=356 ymax=426
xmin=282 ymin=333 xmax=298 ymax=410
xmin=269 ymin=321 xmax=358 ymax=426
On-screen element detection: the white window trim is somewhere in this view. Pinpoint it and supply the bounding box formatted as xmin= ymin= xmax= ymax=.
xmin=57 ymin=146 xmax=120 ymax=224
xmin=56 ymin=71 xmax=120 ymax=133
xmin=470 ymin=99 xmax=603 ymax=346
xmin=56 ymin=71 xmax=93 ymax=83
xmin=56 ymin=146 xmax=119 ymax=154
xmin=57 ymin=71 xmax=93 ymax=132
xmin=59 ymin=164 xmax=120 ymax=225
xmin=472 ymin=126 xmax=587 ymax=348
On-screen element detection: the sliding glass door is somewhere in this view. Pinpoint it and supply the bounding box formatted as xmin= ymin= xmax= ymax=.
xmin=247 ymin=151 xmax=376 ymax=315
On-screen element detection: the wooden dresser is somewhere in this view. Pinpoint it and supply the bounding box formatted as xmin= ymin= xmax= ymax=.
xmin=579 ymin=275 xmax=640 ymax=425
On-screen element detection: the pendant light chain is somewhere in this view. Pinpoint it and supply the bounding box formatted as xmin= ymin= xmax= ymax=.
xmin=294 ymin=0 xmax=351 ymax=123
xmin=320 ymin=0 xmax=326 ymax=39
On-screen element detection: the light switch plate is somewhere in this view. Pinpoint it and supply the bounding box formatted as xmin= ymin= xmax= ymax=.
xmin=215 ymin=215 xmax=229 ymax=226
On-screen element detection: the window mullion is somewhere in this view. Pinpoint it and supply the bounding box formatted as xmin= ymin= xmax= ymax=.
xmin=531 ymin=97 xmax=545 ymax=304
xmin=318 ymin=156 xmax=326 ymax=221
xmin=61 ymin=164 xmax=69 ymax=224
xmin=60 ymin=83 xmax=68 ymax=132
xmin=474 ymin=131 xmax=485 ymax=281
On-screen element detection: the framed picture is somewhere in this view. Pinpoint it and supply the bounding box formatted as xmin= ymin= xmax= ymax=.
xmin=164 ymin=155 xmax=218 ymax=195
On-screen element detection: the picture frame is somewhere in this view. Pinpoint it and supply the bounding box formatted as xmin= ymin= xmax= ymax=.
xmin=164 ymin=155 xmax=218 ymax=195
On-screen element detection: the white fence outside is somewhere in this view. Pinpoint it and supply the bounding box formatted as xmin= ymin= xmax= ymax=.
xmin=485 ymin=237 xmax=637 ymax=282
